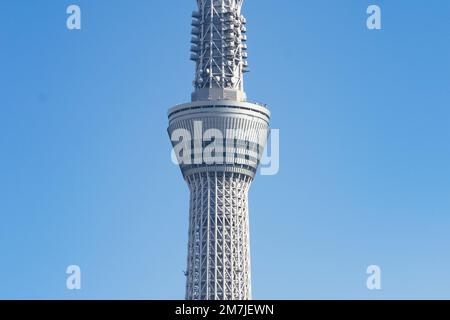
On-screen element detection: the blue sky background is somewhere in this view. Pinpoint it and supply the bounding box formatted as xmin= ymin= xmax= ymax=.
xmin=0 ymin=0 xmax=449 ymax=299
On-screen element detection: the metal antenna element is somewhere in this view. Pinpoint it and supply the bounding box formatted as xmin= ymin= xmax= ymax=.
xmin=191 ymin=0 xmax=248 ymax=102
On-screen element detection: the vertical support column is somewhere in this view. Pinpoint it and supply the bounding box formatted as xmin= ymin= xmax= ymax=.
xmin=185 ymin=172 xmax=252 ymax=300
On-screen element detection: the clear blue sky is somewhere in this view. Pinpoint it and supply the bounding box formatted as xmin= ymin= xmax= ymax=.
xmin=0 ymin=0 xmax=449 ymax=299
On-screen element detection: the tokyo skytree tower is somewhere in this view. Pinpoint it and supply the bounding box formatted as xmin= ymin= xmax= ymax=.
xmin=168 ymin=0 xmax=270 ymax=300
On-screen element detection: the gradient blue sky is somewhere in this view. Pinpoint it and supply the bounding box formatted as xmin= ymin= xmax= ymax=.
xmin=0 ymin=0 xmax=449 ymax=299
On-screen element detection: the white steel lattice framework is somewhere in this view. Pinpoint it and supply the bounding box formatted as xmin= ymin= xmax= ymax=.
xmin=191 ymin=0 xmax=248 ymax=102
xmin=168 ymin=0 xmax=270 ymax=300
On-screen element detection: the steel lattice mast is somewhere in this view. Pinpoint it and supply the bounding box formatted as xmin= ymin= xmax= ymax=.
xmin=168 ymin=0 xmax=270 ymax=300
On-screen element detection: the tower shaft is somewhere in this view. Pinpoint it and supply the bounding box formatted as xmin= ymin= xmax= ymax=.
xmin=186 ymin=172 xmax=251 ymax=300
xmin=168 ymin=0 xmax=270 ymax=300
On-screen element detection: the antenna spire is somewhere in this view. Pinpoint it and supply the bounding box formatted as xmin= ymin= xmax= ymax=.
xmin=190 ymin=0 xmax=248 ymax=101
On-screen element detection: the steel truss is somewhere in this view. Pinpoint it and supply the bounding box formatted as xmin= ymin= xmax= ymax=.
xmin=191 ymin=0 xmax=248 ymax=99
xmin=185 ymin=172 xmax=252 ymax=300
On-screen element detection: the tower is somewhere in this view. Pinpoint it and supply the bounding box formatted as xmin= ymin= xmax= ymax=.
xmin=168 ymin=0 xmax=270 ymax=300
